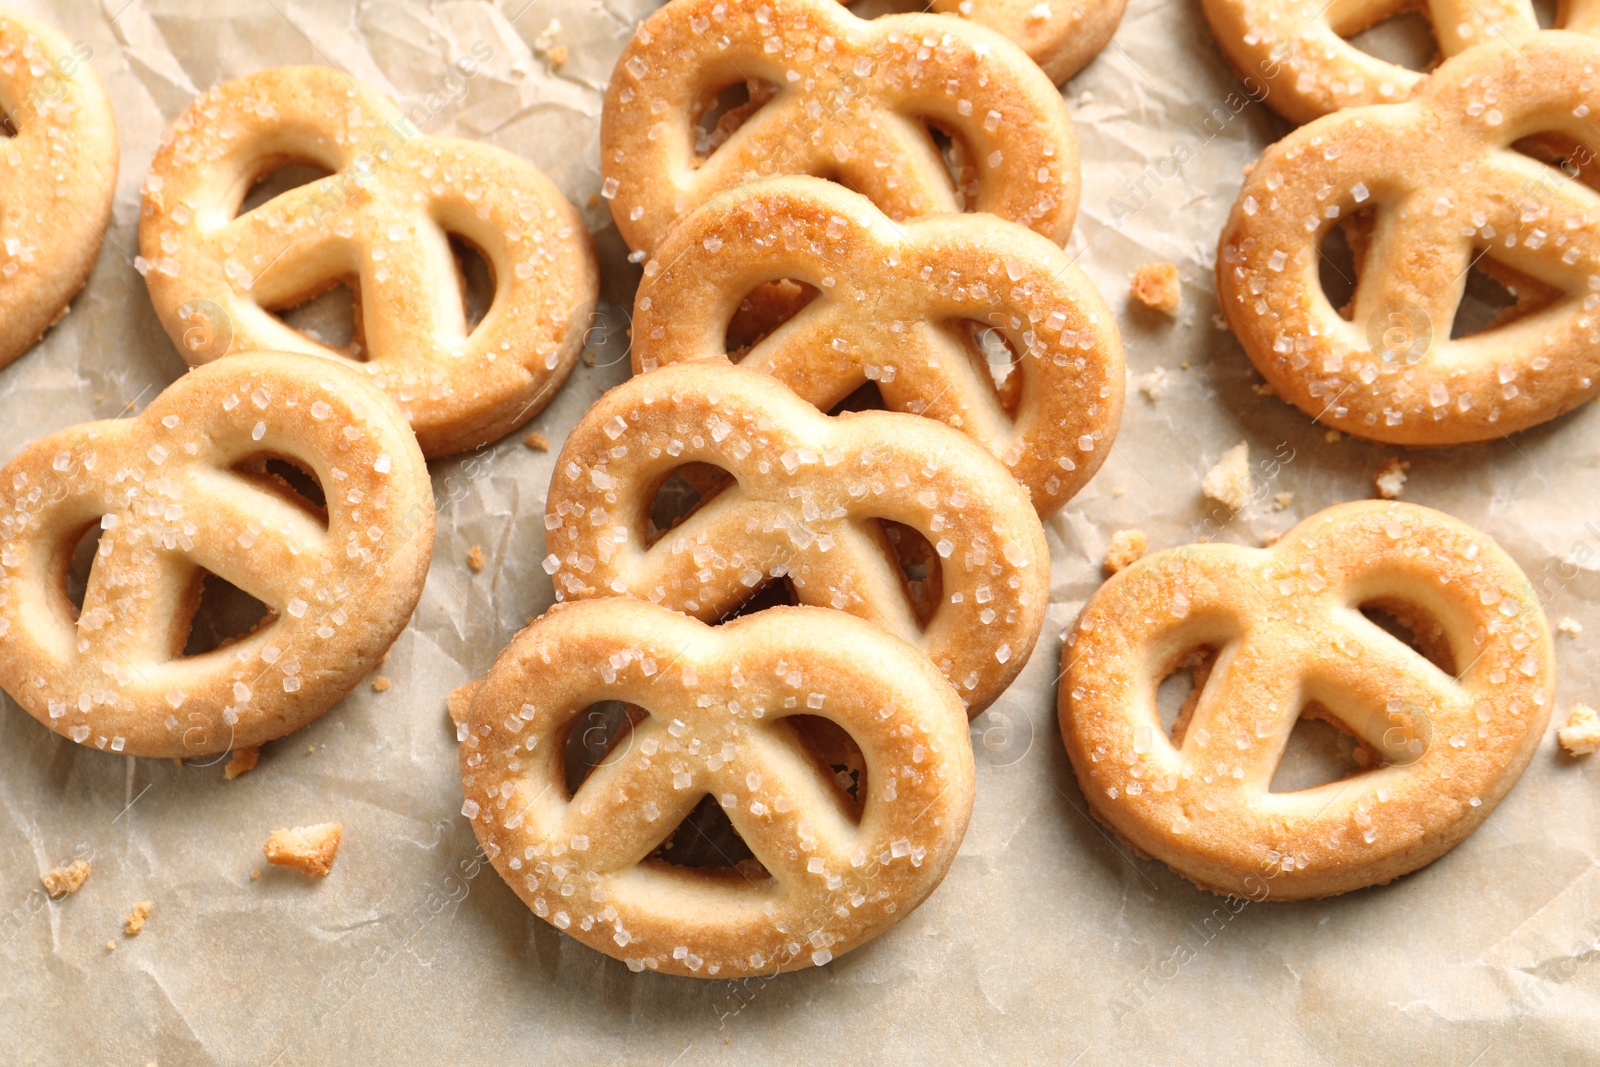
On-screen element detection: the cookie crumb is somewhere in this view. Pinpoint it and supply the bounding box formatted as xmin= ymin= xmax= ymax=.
xmin=264 ymin=824 xmax=343 ymax=877
xmin=1202 ymin=442 xmax=1252 ymax=511
xmin=1136 ymin=367 xmax=1168 ymax=402
xmin=1273 ymin=492 xmax=1294 ymax=510
xmin=223 ymin=746 xmax=259 ymax=780
xmin=1251 ymin=381 xmax=1276 ymax=398
xmin=41 ymin=859 xmax=90 ymax=899
xmin=1324 ymin=429 xmax=1342 ymax=442
xmin=1558 ymin=616 xmax=1584 ymax=637
xmin=1179 ymin=360 xmax=1191 ymax=371
xmin=1373 ymin=458 xmax=1410 ymax=500
xmin=447 ymin=682 xmax=480 ymax=725
xmin=105 ymin=939 xmax=116 ymax=952
xmin=546 ymin=43 xmax=569 ymax=68
xmin=523 ymin=431 xmax=550 ymax=451
xmin=124 ymin=901 xmax=152 ymax=936
xmin=1130 ymin=262 xmax=1181 ymax=315
xmin=1103 ymin=529 xmax=1147 ymax=574
xmin=1112 ymin=486 xmax=1126 ymax=498
xmin=534 ymin=18 xmax=566 ymax=68
xmin=250 ymin=869 xmax=260 ymax=881
xmin=467 ymin=545 xmax=486 ymax=572
xmin=1260 ymin=529 xmax=1285 ymax=546
xmin=1559 ymin=704 xmax=1600 ymax=756
xmin=372 ymin=676 xmax=392 ymax=692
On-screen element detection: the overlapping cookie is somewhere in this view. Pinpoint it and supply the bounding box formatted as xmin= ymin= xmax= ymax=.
xmin=602 ymin=0 xmax=1079 ymax=257
xmin=140 ymin=66 xmax=599 ymax=458
xmin=543 ymin=362 xmax=1049 ymax=717
xmin=631 ymin=177 xmax=1124 ymax=516
xmin=458 ymin=598 xmax=974 ymax=977
xmin=1059 ymin=502 xmax=1553 ymax=899
xmin=1218 ymin=33 xmax=1600 ymax=445
xmin=0 ymin=354 xmax=434 ymax=758
xmin=1202 ymin=0 xmax=1600 ymax=124
xmin=844 ymin=0 xmax=1129 ymax=85
xmin=0 ymin=11 xmax=117 ymax=370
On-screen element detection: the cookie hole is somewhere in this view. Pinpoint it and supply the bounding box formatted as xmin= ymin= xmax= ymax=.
xmin=922 ymin=122 xmax=972 ymax=207
xmin=881 ymin=520 xmax=941 ymax=629
xmin=0 ymin=111 xmax=18 ymax=138
xmin=1449 ymin=257 xmax=1523 ymax=339
xmin=965 ymin=323 xmax=1025 ymax=418
xmin=1267 ymin=705 xmax=1372 ymax=793
xmin=648 ymin=794 xmax=764 ymax=874
xmin=1341 ymin=11 xmax=1436 ymax=73
xmin=846 ymin=0 xmax=928 ymax=14
xmin=1155 ymin=645 xmax=1218 ymax=745
xmin=723 ymin=278 xmax=821 ymax=360
xmin=1319 ymin=220 xmax=1359 ymax=321
xmin=826 ymin=379 xmax=887 ymax=416
xmin=1532 ymin=0 xmax=1558 ymax=29
xmin=59 ymin=521 xmax=105 ymax=619
xmin=715 ymin=576 xmax=799 ymax=625
xmin=1358 ymin=599 xmax=1457 ymax=675
xmin=645 ymin=464 xmax=734 ymax=544
xmin=561 ymin=700 xmax=637 ymax=796
xmin=692 ymin=78 xmax=780 ymax=164
xmin=182 ymin=571 xmax=274 ymax=658
xmin=232 ymin=455 xmax=329 ymax=527
xmin=450 ymin=234 xmax=495 ymax=333
xmin=239 ymin=162 xmax=335 ymax=217
xmin=272 ymin=281 xmax=364 ymax=359
xmin=789 ymin=714 xmax=867 ymax=820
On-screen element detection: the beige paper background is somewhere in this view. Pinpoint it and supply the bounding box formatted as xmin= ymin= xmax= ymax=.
xmin=0 ymin=0 xmax=1596 ymax=1063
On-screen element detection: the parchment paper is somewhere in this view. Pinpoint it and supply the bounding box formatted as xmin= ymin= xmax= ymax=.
xmin=1 ymin=1 xmax=1596 ymax=1063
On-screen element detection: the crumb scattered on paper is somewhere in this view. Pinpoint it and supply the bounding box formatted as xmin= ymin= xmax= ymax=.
xmin=372 ymin=676 xmax=392 ymax=692
xmin=1113 ymin=486 xmax=1126 ymax=498
xmin=1273 ymin=492 xmax=1294 ymax=509
xmin=1559 ymin=704 xmax=1600 ymax=756
xmin=1136 ymin=368 xmax=1167 ymax=402
xmin=448 ymin=682 xmax=479 ymax=725
xmin=1202 ymin=442 xmax=1251 ymax=511
xmin=523 ymin=430 xmax=550 ymax=451
xmin=1374 ymin=458 xmax=1410 ymax=500
xmin=105 ymin=939 xmax=115 ymax=952
xmin=124 ymin=901 xmax=152 ymax=936
xmin=42 ymin=859 xmax=90 ymax=899
xmin=1558 ymin=616 xmax=1584 ymax=637
xmin=1325 ymin=429 xmax=1341 ymax=442
xmin=264 ymin=824 xmax=343 ymax=877
xmin=224 ymin=746 xmax=259 ymax=780
xmin=1261 ymin=529 xmax=1285 ymax=546
xmin=533 ymin=19 xmax=566 ymax=69
xmin=1130 ymin=262 xmax=1181 ymax=315
xmin=467 ymin=545 xmax=486 ymax=572
xmin=1251 ymin=381 xmax=1276 ymax=397
xmin=1103 ymin=529 xmax=1147 ymax=574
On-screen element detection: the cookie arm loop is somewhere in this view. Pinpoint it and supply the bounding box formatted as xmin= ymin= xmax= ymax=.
xmin=557 ymin=718 xmax=704 ymax=875
xmin=171 ymin=468 xmax=327 ymax=606
xmin=1345 ymin=211 xmax=1475 ymax=348
xmin=721 ymin=729 xmax=860 ymax=886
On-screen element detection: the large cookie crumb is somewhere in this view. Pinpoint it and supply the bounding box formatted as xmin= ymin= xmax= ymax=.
xmin=263 ymin=823 xmax=343 ymax=877
xmin=1103 ymin=529 xmax=1147 ymax=574
xmin=1131 ymin=262 xmax=1181 ymax=315
xmin=42 ymin=859 xmax=90 ymax=898
xmin=1373 ymin=458 xmax=1410 ymax=500
xmin=1202 ymin=442 xmax=1252 ymax=511
xmin=223 ymin=746 xmax=259 ymax=780
xmin=124 ymin=901 xmax=152 ymax=936
xmin=1559 ymin=704 xmax=1600 ymax=756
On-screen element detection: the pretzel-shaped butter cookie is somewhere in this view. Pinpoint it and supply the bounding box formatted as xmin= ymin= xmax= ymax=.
xmin=631 ymin=178 xmax=1124 ymax=516
xmin=459 ymin=597 xmax=973 ymax=977
xmin=1202 ymin=0 xmax=1600 ymax=125
xmin=544 ymin=362 xmax=1049 ymax=717
xmin=0 ymin=11 xmax=117 ymax=370
xmin=601 ymin=0 xmax=1078 ymax=257
xmin=844 ymin=0 xmax=1129 ymax=85
xmin=1218 ymin=33 xmax=1600 ymax=446
xmin=140 ymin=66 xmax=599 ymax=459
xmin=0 ymin=353 xmax=434 ymax=758
xmin=1059 ymin=501 xmax=1554 ymax=900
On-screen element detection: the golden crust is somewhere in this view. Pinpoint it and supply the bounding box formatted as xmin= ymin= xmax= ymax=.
xmin=543 ymin=362 xmax=1049 ymax=717
xmin=1059 ymin=501 xmax=1555 ymax=900
xmin=1218 ymin=34 xmax=1600 ymax=445
xmin=0 ymin=12 xmax=118 ymax=370
xmin=0 ymin=353 xmax=434 ymax=758
xmin=600 ymin=0 xmax=1079 ymax=257
xmin=139 ymin=66 xmax=599 ymax=458
xmin=631 ymin=177 xmax=1124 ymax=516
xmin=459 ymin=598 xmax=974 ymax=978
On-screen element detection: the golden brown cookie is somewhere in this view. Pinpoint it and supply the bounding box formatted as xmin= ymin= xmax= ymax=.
xmin=544 ymin=362 xmax=1049 ymax=717
xmin=1059 ymin=501 xmax=1554 ymax=899
xmin=602 ymin=0 xmax=1079 ymax=257
xmin=1218 ymin=33 xmax=1600 ymax=445
xmin=460 ymin=597 xmax=974 ymax=977
xmin=0 ymin=12 xmax=117 ymax=370
xmin=140 ymin=66 xmax=598 ymax=458
xmin=0 ymin=353 xmax=434 ymax=758
xmin=631 ymin=177 xmax=1123 ymax=516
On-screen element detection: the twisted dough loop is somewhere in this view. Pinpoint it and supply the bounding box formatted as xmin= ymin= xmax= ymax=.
xmin=601 ymin=0 xmax=1078 ymax=256
xmin=844 ymin=0 xmax=1129 ymax=84
xmin=0 ymin=11 xmax=117 ymax=370
xmin=631 ymin=178 xmax=1123 ymax=516
xmin=1219 ymin=33 xmax=1600 ymax=445
xmin=140 ymin=66 xmax=599 ymax=458
xmin=460 ymin=598 xmax=974 ymax=978
xmin=544 ymin=362 xmax=1049 ymax=717
xmin=0 ymin=353 xmax=435 ymax=758
xmin=1201 ymin=0 xmax=1600 ymax=124
xmin=1060 ymin=502 xmax=1554 ymax=900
